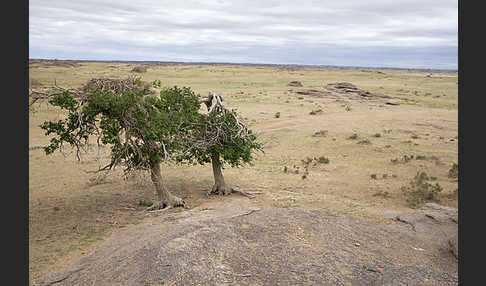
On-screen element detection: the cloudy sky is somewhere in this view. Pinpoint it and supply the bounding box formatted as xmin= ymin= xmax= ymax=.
xmin=29 ymin=0 xmax=458 ymax=70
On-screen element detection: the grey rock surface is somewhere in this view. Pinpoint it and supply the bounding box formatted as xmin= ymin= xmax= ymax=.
xmin=37 ymin=199 xmax=458 ymax=286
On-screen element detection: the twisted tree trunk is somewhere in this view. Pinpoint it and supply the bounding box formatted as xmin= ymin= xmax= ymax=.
xmin=147 ymin=162 xmax=185 ymax=210
xmin=210 ymin=153 xmax=232 ymax=195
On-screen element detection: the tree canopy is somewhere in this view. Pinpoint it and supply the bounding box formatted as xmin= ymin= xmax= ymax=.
xmin=30 ymin=77 xmax=263 ymax=208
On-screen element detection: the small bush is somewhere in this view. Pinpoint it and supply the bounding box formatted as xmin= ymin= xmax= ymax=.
xmin=274 ymin=112 xmax=281 ymax=118
xmin=401 ymin=171 xmax=443 ymax=208
xmin=316 ymin=156 xmax=330 ymax=164
xmin=448 ymin=162 xmax=458 ymax=179
xmin=373 ymin=133 xmax=381 ymax=138
xmin=138 ymin=200 xmax=153 ymax=207
xmin=309 ymin=109 xmax=322 ymax=115
xmin=289 ymin=156 xmax=330 ymax=178
xmin=348 ymin=133 xmax=358 ymax=140
xmin=312 ymin=130 xmax=328 ymax=137
xmin=373 ymin=191 xmax=390 ymax=198
xmin=370 ymin=174 xmax=377 ymax=179
xmin=391 ymin=154 xmax=413 ymax=164
xmin=357 ymin=139 xmax=371 ymax=145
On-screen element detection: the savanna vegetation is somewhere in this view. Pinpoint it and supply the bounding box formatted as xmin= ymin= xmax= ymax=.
xmin=29 ymin=60 xmax=457 ymax=285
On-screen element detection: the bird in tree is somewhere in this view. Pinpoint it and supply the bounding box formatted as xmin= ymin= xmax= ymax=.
xmin=30 ymin=77 xmax=202 ymax=210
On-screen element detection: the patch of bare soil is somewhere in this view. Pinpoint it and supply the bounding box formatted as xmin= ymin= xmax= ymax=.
xmin=30 ymin=78 xmax=44 ymax=89
xmin=37 ymin=199 xmax=457 ymax=286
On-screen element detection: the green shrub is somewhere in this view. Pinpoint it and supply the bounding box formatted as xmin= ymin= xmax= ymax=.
xmin=391 ymin=154 xmax=413 ymax=164
xmin=138 ymin=200 xmax=153 ymax=207
xmin=373 ymin=191 xmax=390 ymax=198
xmin=312 ymin=130 xmax=328 ymax=137
xmin=348 ymin=133 xmax=358 ymax=140
xmin=448 ymin=162 xmax=458 ymax=179
xmin=357 ymin=139 xmax=371 ymax=145
xmin=401 ymin=171 xmax=443 ymax=208
xmin=317 ymin=156 xmax=330 ymax=164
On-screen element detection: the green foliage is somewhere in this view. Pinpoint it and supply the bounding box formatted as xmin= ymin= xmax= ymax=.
xmin=316 ymin=156 xmax=330 ymax=164
xmin=40 ymin=78 xmax=202 ymax=173
xmin=138 ymin=200 xmax=153 ymax=207
xmin=347 ymin=133 xmax=358 ymax=140
xmin=184 ymin=104 xmax=263 ymax=168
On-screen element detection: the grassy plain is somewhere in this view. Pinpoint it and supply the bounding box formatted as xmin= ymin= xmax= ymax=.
xmin=29 ymin=60 xmax=458 ymax=285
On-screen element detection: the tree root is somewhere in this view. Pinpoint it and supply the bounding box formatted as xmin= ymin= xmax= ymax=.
xmin=206 ymin=186 xmax=262 ymax=199
xmin=146 ymin=196 xmax=185 ymax=211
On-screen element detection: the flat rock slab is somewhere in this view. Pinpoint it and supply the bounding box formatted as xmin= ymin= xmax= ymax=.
xmin=325 ymin=82 xmax=393 ymax=99
xmin=37 ymin=200 xmax=457 ymax=286
xmin=288 ymin=81 xmax=303 ymax=87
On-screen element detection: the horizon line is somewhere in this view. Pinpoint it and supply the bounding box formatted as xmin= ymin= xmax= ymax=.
xmin=29 ymin=58 xmax=458 ymax=73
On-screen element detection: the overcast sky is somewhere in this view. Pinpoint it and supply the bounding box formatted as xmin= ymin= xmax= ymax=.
xmin=29 ymin=0 xmax=458 ymax=70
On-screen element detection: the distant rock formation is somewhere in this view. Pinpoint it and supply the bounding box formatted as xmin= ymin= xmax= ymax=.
xmin=325 ymin=82 xmax=393 ymax=99
xmin=287 ymin=81 xmax=303 ymax=87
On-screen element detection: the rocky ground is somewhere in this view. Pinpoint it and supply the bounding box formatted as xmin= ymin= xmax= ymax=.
xmin=37 ymin=198 xmax=457 ymax=286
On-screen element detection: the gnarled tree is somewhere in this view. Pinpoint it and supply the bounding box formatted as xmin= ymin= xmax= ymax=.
xmin=184 ymin=92 xmax=263 ymax=196
xmin=30 ymin=77 xmax=201 ymax=210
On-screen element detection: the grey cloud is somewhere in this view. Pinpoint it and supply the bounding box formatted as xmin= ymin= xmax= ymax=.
xmin=29 ymin=0 xmax=458 ymax=69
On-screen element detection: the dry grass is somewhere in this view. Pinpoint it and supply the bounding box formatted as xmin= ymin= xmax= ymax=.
xmin=29 ymin=61 xmax=458 ymax=286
